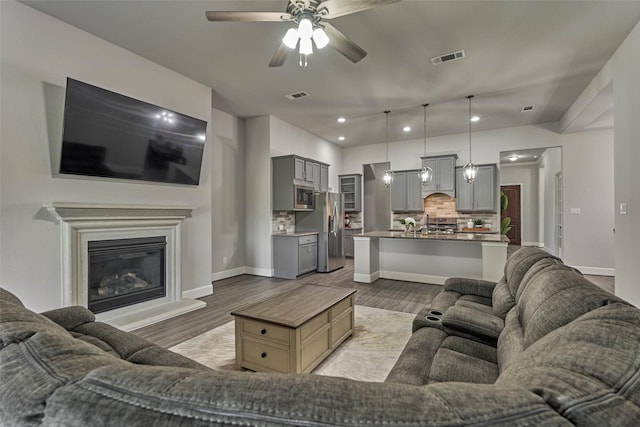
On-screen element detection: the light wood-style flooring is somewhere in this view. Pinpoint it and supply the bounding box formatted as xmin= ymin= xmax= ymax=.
xmin=133 ymin=253 xmax=615 ymax=348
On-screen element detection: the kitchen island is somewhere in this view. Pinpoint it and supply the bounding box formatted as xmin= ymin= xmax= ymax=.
xmin=353 ymin=231 xmax=509 ymax=285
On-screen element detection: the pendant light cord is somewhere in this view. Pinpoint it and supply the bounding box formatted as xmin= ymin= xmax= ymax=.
xmin=385 ymin=110 xmax=390 ymax=162
xmin=423 ymin=103 xmax=428 ymax=157
xmin=467 ymin=95 xmax=474 ymax=163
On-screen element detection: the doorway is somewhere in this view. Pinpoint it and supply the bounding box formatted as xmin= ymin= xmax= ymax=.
xmin=500 ymin=184 xmax=522 ymax=246
xmin=555 ymin=172 xmax=563 ymax=258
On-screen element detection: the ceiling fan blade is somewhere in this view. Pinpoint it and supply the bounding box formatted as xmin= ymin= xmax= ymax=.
xmin=320 ymin=0 xmax=401 ymax=19
xmin=205 ymin=11 xmax=292 ymax=22
xmin=322 ymin=23 xmax=367 ymax=63
xmin=269 ymin=43 xmax=290 ymax=67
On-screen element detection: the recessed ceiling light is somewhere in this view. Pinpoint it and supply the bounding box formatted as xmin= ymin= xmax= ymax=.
xmin=509 ymin=155 xmax=518 ymax=162
xmin=338 ymin=136 xmax=345 ymax=141
xmin=470 ymin=116 xmax=480 ymax=122
xmin=337 ymin=117 xmax=346 ymax=123
xmin=522 ymin=105 xmax=535 ymax=112
xmin=403 ymin=126 xmax=411 ymax=132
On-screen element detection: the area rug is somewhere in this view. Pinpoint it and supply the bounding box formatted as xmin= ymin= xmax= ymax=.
xmin=169 ymin=305 xmax=415 ymax=382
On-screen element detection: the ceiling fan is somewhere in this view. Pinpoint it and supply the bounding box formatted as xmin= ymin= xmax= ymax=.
xmin=205 ymin=0 xmax=401 ymax=67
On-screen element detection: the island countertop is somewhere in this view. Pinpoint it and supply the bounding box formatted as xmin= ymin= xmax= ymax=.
xmin=356 ymin=230 xmax=509 ymax=243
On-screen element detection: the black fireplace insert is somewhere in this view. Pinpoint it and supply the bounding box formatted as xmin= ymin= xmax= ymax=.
xmin=87 ymin=236 xmax=167 ymax=314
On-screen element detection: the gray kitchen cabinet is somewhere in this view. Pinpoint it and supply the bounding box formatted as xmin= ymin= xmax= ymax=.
xmin=391 ymin=170 xmax=423 ymax=212
xmin=339 ymin=174 xmax=362 ymax=212
xmin=273 ymin=234 xmax=318 ymax=279
xmin=320 ymin=163 xmax=329 ymax=192
xmin=273 ymin=155 xmax=330 ymax=210
xmin=421 ymin=154 xmax=457 ymax=198
xmin=343 ymin=228 xmax=362 ymax=258
xmin=455 ymin=164 xmax=497 ymax=212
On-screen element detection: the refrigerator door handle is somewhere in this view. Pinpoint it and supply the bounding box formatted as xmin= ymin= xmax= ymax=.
xmin=332 ymin=202 xmax=338 ymax=235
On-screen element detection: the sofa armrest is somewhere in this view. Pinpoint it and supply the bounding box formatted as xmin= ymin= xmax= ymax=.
xmin=441 ymin=306 xmax=504 ymax=342
xmin=41 ymin=306 xmax=95 ymax=331
xmin=444 ymin=277 xmax=497 ymax=298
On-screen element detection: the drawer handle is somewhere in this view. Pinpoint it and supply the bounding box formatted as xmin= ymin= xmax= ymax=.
xmin=261 ymin=329 xmax=267 ymax=335
xmin=261 ymin=352 xmax=267 ymax=358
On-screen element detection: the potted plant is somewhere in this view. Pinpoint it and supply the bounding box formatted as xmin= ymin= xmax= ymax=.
xmin=474 ymin=218 xmax=484 ymax=228
xmin=500 ymin=191 xmax=512 ymax=235
xmin=399 ymin=217 xmax=416 ymax=232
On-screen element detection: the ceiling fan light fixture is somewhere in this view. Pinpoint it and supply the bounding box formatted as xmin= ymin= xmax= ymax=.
xmin=299 ymin=37 xmax=313 ymax=55
xmin=282 ymin=28 xmax=299 ymax=49
xmin=297 ymin=17 xmax=313 ymax=40
xmin=312 ymin=27 xmax=329 ymax=49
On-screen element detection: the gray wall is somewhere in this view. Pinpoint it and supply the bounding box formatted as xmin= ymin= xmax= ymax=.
xmin=0 ymin=2 xmax=213 ymax=311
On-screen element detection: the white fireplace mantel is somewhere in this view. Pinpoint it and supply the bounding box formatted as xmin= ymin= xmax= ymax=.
xmin=45 ymin=202 xmax=205 ymax=331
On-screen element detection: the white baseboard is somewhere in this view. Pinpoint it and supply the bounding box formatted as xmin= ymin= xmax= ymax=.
xmin=381 ymin=270 xmax=446 ymax=285
xmin=522 ymin=241 xmax=544 ymax=247
xmin=210 ymin=266 xmax=274 ymax=283
xmin=353 ymin=272 xmax=379 ymax=283
xmin=211 ymin=266 xmax=247 ymax=282
xmin=182 ymin=284 xmax=213 ymax=299
xmin=571 ymin=266 xmax=615 ymax=276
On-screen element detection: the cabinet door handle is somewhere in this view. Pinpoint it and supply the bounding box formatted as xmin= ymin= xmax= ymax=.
xmin=261 ymin=352 xmax=267 ymax=358
xmin=261 ymin=329 xmax=267 ymax=335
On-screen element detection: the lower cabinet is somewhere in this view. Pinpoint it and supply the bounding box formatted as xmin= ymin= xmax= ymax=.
xmin=343 ymin=228 xmax=362 ymax=258
xmin=273 ymin=234 xmax=318 ymax=279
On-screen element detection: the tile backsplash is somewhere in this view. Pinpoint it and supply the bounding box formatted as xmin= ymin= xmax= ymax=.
xmin=272 ymin=211 xmax=295 ymax=233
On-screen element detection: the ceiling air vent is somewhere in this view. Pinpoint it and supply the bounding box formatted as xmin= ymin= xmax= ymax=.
xmin=522 ymin=105 xmax=535 ymax=112
xmin=285 ymin=91 xmax=310 ymax=100
xmin=430 ymin=50 xmax=465 ymax=65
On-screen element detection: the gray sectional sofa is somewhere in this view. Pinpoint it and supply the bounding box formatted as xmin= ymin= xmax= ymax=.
xmin=2 ymin=247 xmax=640 ymax=426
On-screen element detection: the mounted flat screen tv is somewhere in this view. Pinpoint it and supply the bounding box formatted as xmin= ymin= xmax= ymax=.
xmin=60 ymin=78 xmax=207 ymax=185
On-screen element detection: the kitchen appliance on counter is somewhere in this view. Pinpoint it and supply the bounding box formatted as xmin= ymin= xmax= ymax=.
xmin=426 ymin=217 xmax=459 ymax=234
xmin=295 ymin=192 xmax=345 ymax=272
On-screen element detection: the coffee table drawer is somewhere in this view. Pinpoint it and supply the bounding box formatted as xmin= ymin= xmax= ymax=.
xmin=241 ymin=339 xmax=290 ymax=373
xmin=331 ymin=296 xmax=353 ymax=319
xmin=240 ymin=318 xmax=290 ymax=345
xmin=332 ymin=309 xmax=354 ymax=346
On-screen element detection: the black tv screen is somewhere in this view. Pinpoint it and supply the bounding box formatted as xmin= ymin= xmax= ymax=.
xmin=60 ymin=78 xmax=207 ymax=185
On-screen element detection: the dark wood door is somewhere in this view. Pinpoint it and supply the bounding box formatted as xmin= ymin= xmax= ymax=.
xmin=501 ymin=185 xmax=521 ymax=246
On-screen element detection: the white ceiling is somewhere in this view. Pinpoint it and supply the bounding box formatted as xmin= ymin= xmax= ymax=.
xmin=19 ymin=0 xmax=640 ymax=147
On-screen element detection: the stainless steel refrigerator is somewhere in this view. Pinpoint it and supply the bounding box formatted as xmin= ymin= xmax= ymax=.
xmin=295 ymin=192 xmax=345 ymax=272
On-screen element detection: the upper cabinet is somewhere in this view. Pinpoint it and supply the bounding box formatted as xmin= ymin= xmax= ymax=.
xmin=455 ymin=164 xmax=497 ymax=212
xmin=391 ymin=170 xmax=423 ymax=212
xmin=421 ymin=154 xmax=457 ymax=198
xmin=339 ymin=174 xmax=362 ymax=212
xmin=273 ymin=155 xmax=330 ymax=210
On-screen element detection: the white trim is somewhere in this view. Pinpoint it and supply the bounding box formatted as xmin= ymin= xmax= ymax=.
xmin=353 ymin=271 xmax=380 ymax=283
xmin=244 ymin=266 xmax=274 ymax=277
xmin=522 ymin=241 xmax=544 ymax=247
xmin=183 ymin=284 xmax=213 ymax=299
xmin=211 ymin=267 xmax=248 ymax=282
xmin=380 ymin=270 xmax=445 ymax=285
xmin=571 ymin=266 xmax=615 ymax=277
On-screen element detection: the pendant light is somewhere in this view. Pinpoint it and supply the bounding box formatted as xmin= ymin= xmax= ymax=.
xmin=382 ymin=110 xmax=394 ymax=187
xmin=463 ymin=95 xmax=478 ymax=183
xmin=420 ymin=103 xmax=433 ymax=186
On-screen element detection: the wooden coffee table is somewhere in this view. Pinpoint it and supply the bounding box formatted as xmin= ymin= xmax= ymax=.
xmin=231 ymin=284 xmax=356 ymax=374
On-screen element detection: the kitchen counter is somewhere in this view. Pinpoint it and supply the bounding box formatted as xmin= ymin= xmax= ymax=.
xmin=272 ymin=231 xmax=319 ymax=237
xmin=353 ymin=230 xmax=508 ymax=285
xmin=360 ymin=230 xmax=509 ymax=243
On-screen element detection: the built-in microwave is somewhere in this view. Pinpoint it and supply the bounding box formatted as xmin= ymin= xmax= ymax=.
xmin=294 ymin=185 xmax=315 ymax=211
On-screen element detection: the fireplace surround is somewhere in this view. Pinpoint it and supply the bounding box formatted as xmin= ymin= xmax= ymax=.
xmin=45 ymin=202 xmax=205 ymax=330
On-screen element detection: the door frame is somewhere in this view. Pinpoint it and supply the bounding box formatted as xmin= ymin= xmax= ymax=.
xmin=500 ymin=183 xmax=523 ymax=246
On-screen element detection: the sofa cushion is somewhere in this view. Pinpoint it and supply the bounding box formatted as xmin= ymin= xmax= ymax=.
xmin=496 ymin=308 xmax=525 ymax=373
xmin=41 ymin=306 xmax=95 ymax=330
xmin=429 ymin=336 xmax=499 ymax=384
xmin=496 ymin=303 xmax=640 ymax=426
xmin=0 ymin=287 xmax=25 ymax=307
xmin=491 ymin=247 xmax=559 ymax=318
xmin=44 ymin=364 xmax=571 ymax=426
xmin=442 ymin=305 xmax=504 ymax=342
xmin=385 ymin=326 xmax=448 ymax=385
xmin=443 ymin=277 xmax=496 ymax=299
xmin=517 ymin=263 xmax=626 ymax=348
